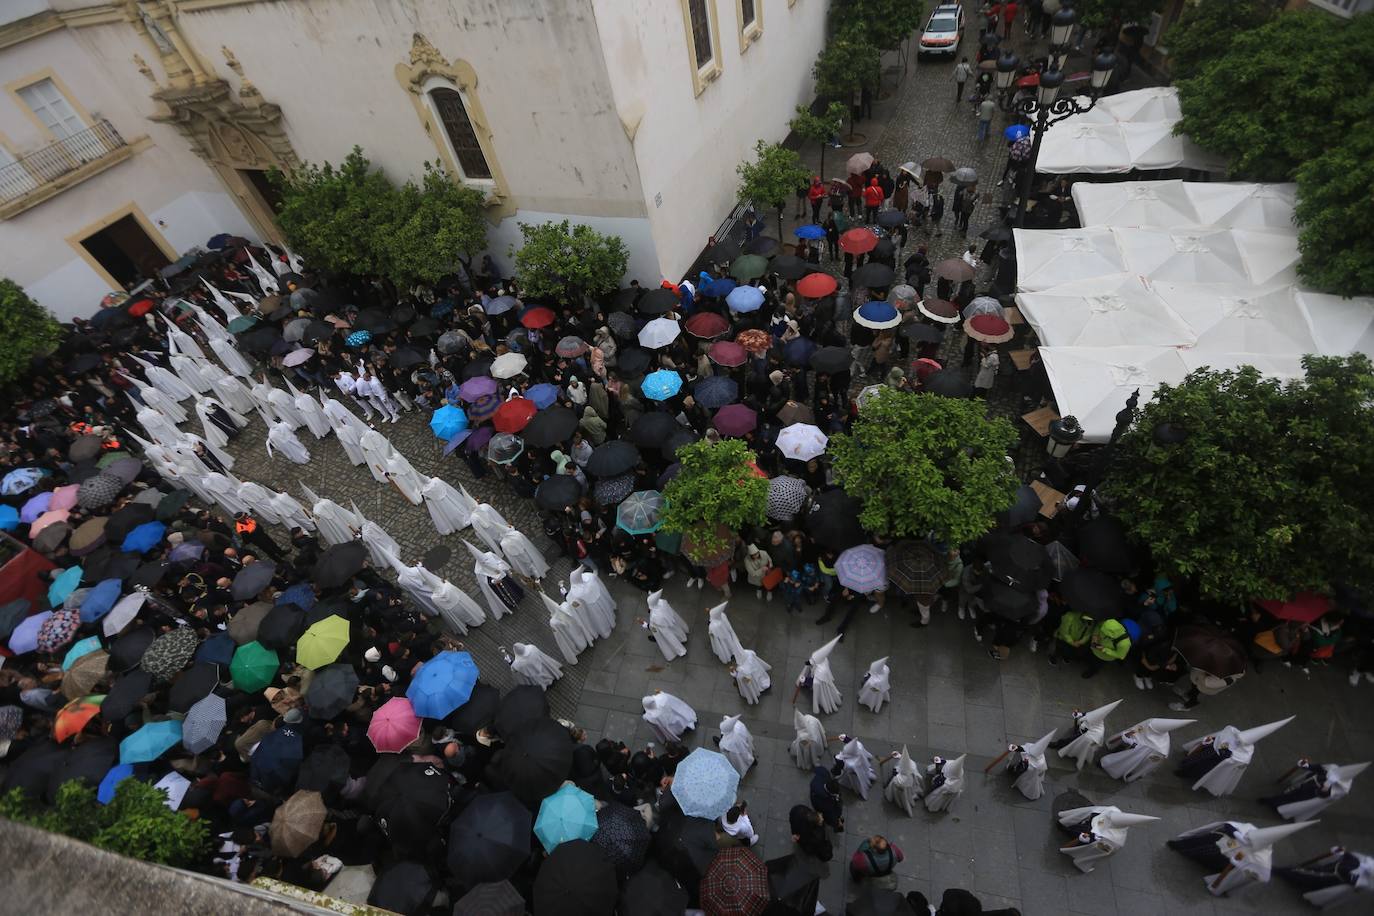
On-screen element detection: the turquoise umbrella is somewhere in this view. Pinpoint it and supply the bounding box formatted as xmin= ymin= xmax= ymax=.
xmin=119 ymin=720 xmax=183 ymax=764
xmin=429 ymin=405 xmax=468 ymax=441
xmin=48 ymin=566 xmax=84 ymax=606
xmin=534 ymin=783 xmax=598 ymax=853
xmin=62 ymin=635 xmax=103 ymax=671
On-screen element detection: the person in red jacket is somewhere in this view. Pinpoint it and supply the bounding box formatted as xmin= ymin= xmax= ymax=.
xmin=807 ymin=176 xmax=827 ymax=223
xmin=1002 ymin=1 xmax=1020 ymax=39
xmin=846 ymin=172 xmax=865 ymax=218
xmin=862 ymin=178 xmax=884 ymax=224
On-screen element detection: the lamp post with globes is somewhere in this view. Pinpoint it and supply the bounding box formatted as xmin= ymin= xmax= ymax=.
xmin=993 ymin=3 xmax=1117 ymax=227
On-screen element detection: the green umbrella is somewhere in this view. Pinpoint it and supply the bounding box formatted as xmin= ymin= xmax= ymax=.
xmin=96 ymin=451 xmax=133 ymax=469
xmin=729 ymin=255 xmax=769 ymax=282
xmin=296 ymin=615 xmax=349 ymax=670
xmin=228 ymin=316 xmax=258 ymax=333
xmin=230 ymin=640 xmax=279 ymax=692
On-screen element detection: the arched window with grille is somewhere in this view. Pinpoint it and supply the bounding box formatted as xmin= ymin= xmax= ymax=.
xmin=425 ymin=85 xmax=492 ymax=182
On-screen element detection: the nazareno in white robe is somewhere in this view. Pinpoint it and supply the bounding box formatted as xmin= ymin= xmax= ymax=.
xmin=133 ymin=381 xmax=188 ymax=424
xmin=136 ymin=406 xmax=182 ymax=445
xmin=718 ymin=715 xmax=755 ymax=777
xmin=645 ymin=590 xmax=689 ymax=662
xmin=510 ymin=642 xmax=563 ymax=689
xmin=884 ymin=747 xmax=924 ymax=816
xmin=265 ymin=420 xmax=311 ymax=464
xmin=835 ymin=737 xmax=878 ymax=799
xmin=499 ymin=527 xmax=549 ymax=580
xmin=385 ymin=452 xmax=426 ymax=506
xmin=567 ymin=567 xmax=616 ymax=638
xmin=358 ymin=429 xmax=394 ymax=484
xmin=210 ymin=337 xmax=254 ymax=378
xmin=923 ymin=755 xmax=966 ymax=813
xmin=420 ymin=476 xmax=476 ymax=535
xmin=303 ymin=486 xmax=359 ymax=547
xmin=208 ymin=372 xmax=257 ymax=416
xmin=468 ymin=544 xmax=519 ymax=621
xmin=732 ymin=648 xmax=771 ymax=705
xmin=237 ymin=481 xmax=283 ymax=525
xmin=357 ymin=515 xmax=401 ymax=570
xmin=469 ymin=503 xmax=511 ymax=555
xmin=708 ymin=602 xmax=743 ymax=665
xmin=293 ymin=390 xmax=333 ymax=439
xmin=857 ymin=657 xmax=891 ymax=713
xmin=541 ymin=591 xmax=592 ymax=664
xmin=641 ymin=692 xmax=696 ymax=743
xmin=269 ymin=491 xmax=314 ymax=532
xmin=266 ymin=388 xmax=305 ymax=430
xmin=788 ymin=709 xmax=828 ymax=770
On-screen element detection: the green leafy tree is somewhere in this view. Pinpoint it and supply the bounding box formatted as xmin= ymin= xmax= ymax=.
xmin=270 ymin=147 xmax=395 ymax=276
xmin=1071 ymin=0 xmax=1165 ymax=30
xmin=0 ymin=780 xmax=209 ymax=867
xmin=828 ymin=389 xmax=1019 ymax=544
xmin=380 ymin=162 xmax=488 ymax=287
xmin=1294 ymin=96 xmax=1374 ymax=298
xmin=736 ymin=140 xmax=810 ymax=239
xmin=513 ymin=220 xmax=628 ymax=304
xmin=1161 ymin=0 xmax=1274 ymax=82
xmin=0 ymin=278 xmax=62 ymax=387
xmin=812 ymin=36 xmax=882 ymax=137
xmin=833 ymin=0 xmax=926 ymax=52
xmin=789 ymin=102 xmax=847 ymax=182
xmin=661 ymin=439 xmax=769 ymax=556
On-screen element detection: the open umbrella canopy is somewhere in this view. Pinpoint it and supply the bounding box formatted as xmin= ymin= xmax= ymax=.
xmin=271 ymin=790 xmax=327 ymax=859
xmin=886 ymin=541 xmax=943 ymax=596
xmin=672 ymin=748 xmax=740 ymax=820
xmin=796 ymin=273 xmax=839 ymax=299
xmin=585 ymin=441 xmax=640 ymax=477
xmin=307 ymin=664 xmax=360 ymax=720
xmin=729 ymin=255 xmax=769 ymax=282
xmin=446 ymin=682 xmax=500 ymax=737
xmin=533 ymin=840 xmax=618 ymax=916
xmin=251 ymin=725 xmax=305 ymax=792
xmin=525 ymin=382 xmax=560 ymax=408
xmin=448 ymin=790 xmax=532 ymax=885
xmin=1257 ymin=592 xmax=1330 ymax=624
xmin=1061 ymin=568 xmax=1127 ymax=617
xmin=495 ymin=684 xmax=551 ymax=738
xmin=727 ymin=286 xmax=765 ymax=313
xmin=55 ymin=695 xmax=104 ymax=743
xmin=534 ymin=475 xmax=582 ymax=512
xmin=520 ymin=306 xmax=555 ymax=328
xmin=1174 ymin=623 xmax=1248 ymax=679
xmin=407 ymin=650 xmax=479 ymax=719
xmin=368 ymin=697 xmax=423 ymax=753
xmin=523 ymin=407 xmax=579 ymax=451
xmin=641 ymin=369 xmax=683 ymax=401
xmin=805 ymin=490 xmax=867 ymax=552
xmin=767 ymin=476 xmax=809 ymax=522
xmin=182 ymin=691 xmax=228 ymax=754
xmin=486 ymin=433 xmax=524 ymax=464
xmin=593 ymin=801 xmax=652 ymax=873
xmin=840 ymin=227 xmax=879 ymax=255
xmin=496 ymin=716 xmax=574 ymax=806
xmin=257 ymin=604 xmax=306 ymax=650
xmin=100 ymin=669 xmax=154 ymax=723
xmin=852 ymin=262 xmax=896 ymax=290
xmin=629 ymin=411 xmax=681 ymax=447
xmin=708 ymin=340 xmax=748 ymax=367
xmin=593 ymin=474 xmax=635 ymax=507
xmin=231 ymin=561 xmax=277 ymax=601
xmin=429 ymin=405 xmax=468 ymax=440
xmin=617 ymin=346 xmax=652 ymax=375
xmin=36 ymin=608 xmax=80 ymax=653
xmin=535 ymin=782 xmax=598 ymax=853
xmin=809 ymin=346 xmax=849 ymax=374
xmin=230 ymin=640 xmax=280 ymax=692
xmin=78 ymin=578 xmax=122 ymax=624
xmin=983 ymin=580 xmax=1038 ymax=620
xmin=685 ymin=312 xmax=730 ymax=339
xmin=97 ymin=763 xmax=136 ymax=805
xmin=61 ymin=649 xmax=108 ymax=700
xmin=654 ymin=812 xmax=719 ymax=886
xmin=714 ymin=404 xmax=758 ymax=437
xmin=21 ymin=492 xmax=52 ymax=523
xmin=458 ymin=375 xmax=497 ymax=402
xmin=694 ymin=375 xmax=739 ymax=409
xmin=0 ymin=599 xmax=29 ymax=641
xmin=922 ymin=370 xmax=973 ymax=398
xmin=849 ymin=885 xmax=917 ymax=916
xmin=226 ymin=601 xmax=272 ymax=645
xmin=296 ymin=743 xmax=350 ymax=797
xmin=8 ymin=611 xmax=51 ymax=655
xmin=49 ymin=566 xmax=84 ymax=607
xmin=297 ymin=614 xmax=349 ymax=669
xmin=60 ymin=635 xmax=103 ymax=672
xmin=638 ymin=317 xmax=681 ymax=350
xmin=638 ymin=288 xmax=679 ymax=315
xmin=966 ymin=313 xmax=1013 ymax=343
xmin=986 ymin=534 xmax=1050 ymax=591
xmin=493 ymin=397 xmax=537 ymax=433
xmin=491 ymin=352 xmax=528 ymax=379
xmin=119 ymin=720 xmax=182 ymax=765
xmin=1077 ymin=516 xmax=1134 ymax=574
xmin=616 ymin=490 xmax=665 ymax=535
xmin=313 ymin=541 xmax=367 ymax=589
xmin=0 ymin=505 xmax=17 ymax=532
xmin=621 ymin=864 xmax=689 ymax=916
xmin=776 ymin=423 xmax=827 ymax=461
xmin=836 ymin=544 xmax=887 ymax=593
xmin=120 ymin=521 xmax=166 ymax=554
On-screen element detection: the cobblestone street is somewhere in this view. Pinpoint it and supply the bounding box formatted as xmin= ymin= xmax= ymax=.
xmin=216 ymin=31 xmax=1374 ymax=916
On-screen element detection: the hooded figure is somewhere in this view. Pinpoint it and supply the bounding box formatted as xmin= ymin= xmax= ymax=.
xmin=465 ymin=540 xmax=522 ymax=620
xmin=1168 ymin=819 xmax=1318 ymax=895
xmin=166 ymin=323 xmax=206 ymax=360
xmin=884 ymin=746 xmax=924 ymax=816
xmin=265 ymin=417 xmax=311 ymax=464
xmin=202 ymin=471 xmax=249 ymax=516
xmin=1178 ymin=716 xmax=1295 ymax=797
xmin=857 ymin=657 xmax=890 ymax=713
xmin=509 ymin=642 xmax=563 ymax=689
xmin=642 ymin=690 xmax=696 ymax=743
xmin=789 ymin=708 xmax=828 ymax=770
xmin=718 ymin=715 xmax=756 ymax=777
xmin=799 ymin=636 xmax=842 ymax=716
xmin=707 ymin=601 xmax=744 ymax=665
xmin=351 ymin=502 xmax=400 ymax=569
xmin=268 ymin=491 xmax=314 ymax=533
xmin=1059 ymin=806 xmax=1161 ymax=873
xmin=731 ymin=647 xmax=771 ymax=705
xmin=499 ymin=525 xmax=550 ymax=580
xmin=264 ymin=382 xmax=305 ymax=430
xmin=301 ymin=483 xmax=359 ymax=547
xmin=1101 ymin=717 xmax=1196 ymax=783
xmin=1275 ymin=847 xmax=1374 ymax=909
xmin=130 ymin=378 xmax=189 ymax=424
xmin=567 ymin=566 xmax=616 ymax=638
xmin=130 ymin=354 xmax=195 ymax=402
xmin=834 ymin=735 xmax=877 ymax=799
xmin=923 ymin=754 xmax=966 ymax=813
xmin=202 ymin=280 xmax=248 ymax=322
xmin=542 ymin=591 xmax=592 ymax=664
xmin=420 ymin=477 xmax=476 ymax=536
xmin=319 ymin=391 xmax=368 ymax=466
xmin=1057 ymin=699 xmax=1122 ymax=771
xmin=135 ymin=403 xmax=182 ymax=445
xmin=237 ymin=481 xmax=283 ymax=525
xmin=179 ymin=430 xmax=235 ymax=473
xmin=168 ymin=350 xmax=212 ymax=394
xmin=645 ymin=589 xmax=689 ymax=661
xmin=210 ymin=335 xmax=254 ymax=378
xmin=207 ymin=369 xmax=257 ymax=416
xmin=1005 ymin=730 xmax=1057 ymax=800
xmin=285 ymin=378 xmax=332 ymax=439
xmin=469 ymin=502 xmax=512 ymax=555
xmin=358 ymin=427 xmax=395 ymax=484
xmin=384 ymin=449 xmax=427 ymax=506
xmin=1262 ymin=760 xmax=1369 ymax=822
xmin=428 ymin=572 xmax=487 ymax=635
xmin=193 ymin=394 xmax=247 ymax=449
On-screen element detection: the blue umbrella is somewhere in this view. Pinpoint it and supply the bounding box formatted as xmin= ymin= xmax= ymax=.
xmin=702 ymin=277 xmax=737 ymax=298
xmin=854 ymin=300 xmax=901 ymax=329
xmin=0 ymin=505 xmax=18 ymax=531
xmin=98 ymin=763 xmax=135 ymax=804
xmin=407 ymin=650 xmax=479 ymax=719
xmin=119 ymin=720 xmax=183 ymax=764
xmin=194 ymin=632 xmax=237 ymax=667
xmin=431 ymin=298 xmax=455 ymax=318
xmin=62 ymin=635 xmax=103 ymax=671
xmin=250 ymin=725 xmax=305 ymax=791
xmin=670 ymin=748 xmax=740 ymax=820
xmin=535 ymin=783 xmax=599 ymax=853
xmin=275 ymin=582 xmax=317 ymax=611
xmin=525 ymin=383 xmax=559 ymax=409
xmin=49 ymin=566 xmax=83 ymax=607
xmin=1004 ymin=123 xmax=1030 ymax=141
xmin=79 ymin=578 xmax=123 ymax=623
xmin=794 ymin=224 xmax=827 ymax=240
xmin=693 ymin=376 xmax=739 ymax=409
xmin=726 ymin=286 xmax=765 ymax=313
xmin=783 ymin=337 xmax=817 ymax=367
xmin=430 ymin=405 xmax=468 ymax=441
xmin=120 ymin=521 xmax=166 ymax=554
xmin=641 ymin=370 xmax=683 ymax=402
xmin=168 ymin=541 xmax=204 ymax=564
xmin=21 ymin=492 xmax=52 ymax=523
xmin=8 ymin=611 xmax=50 ymax=654
xmin=485 ymin=295 xmax=519 ymax=315
xmin=444 ymin=429 xmax=474 ymax=456
xmin=2 ymin=467 xmax=44 ymax=495
xmin=345 ymin=330 xmax=371 ymax=348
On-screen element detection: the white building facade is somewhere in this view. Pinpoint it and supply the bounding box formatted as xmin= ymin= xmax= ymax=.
xmin=0 ymin=0 xmax=828 ymax=320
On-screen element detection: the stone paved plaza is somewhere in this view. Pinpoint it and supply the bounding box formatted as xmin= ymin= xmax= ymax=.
xmin=215 ymin=34 xmax=1374 ymax=916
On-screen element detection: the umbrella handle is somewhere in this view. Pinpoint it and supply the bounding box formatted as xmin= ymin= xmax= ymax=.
xmin=983 ymin=748 xmax=1012 ymax=775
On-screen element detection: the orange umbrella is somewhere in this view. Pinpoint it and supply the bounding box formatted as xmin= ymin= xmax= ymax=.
xmin=55 ymin=694 xmax=105 ymax=743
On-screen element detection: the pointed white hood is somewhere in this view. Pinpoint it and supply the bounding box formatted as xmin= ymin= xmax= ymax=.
xmin=1099 ymin=810 xmax=1160 ymax=828
xmin=1143 ymin=717 xmax=1196 ymax=735
xmin=647 ymin=589 xmax=663 ymax=606
xmin=942 ymin=754 xmax=966 ymax=781
xmin=1237 ymin=716 xmax=1295 ymax=746
xmin=464 ymin=540 xmax=490 ymax=563
xmin=284 ymin=376 xmax=302 ymax=399
xmin=1245 ymin=820 xmax=1318 ymax=850
xmin=299 ymin=481 xmax=321 ymax=506
xmin=1022 ymin=729 xmax=1058 ymax=758
xmin=810 ymin=634 xmax=843 ymax=665
xmin=720 ymin=714 xmax=741 ymax=734
xmin=1328 ymin=761 xmax=1371 ymax=784
xmin=540 ymin=590 xmax=565 ymax=616
xmin=1081 ymin=698 xmax=1123 ymax=728
xmin=708 ymin=601 xmax=729 ymax=621
xmin=895 ymin=745 xmax=918 ymax=777
xmin=867 ymin=657 xmax=889 ymax=677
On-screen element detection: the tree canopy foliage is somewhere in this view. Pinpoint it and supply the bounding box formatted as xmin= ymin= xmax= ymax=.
xmin=789 ymin=101 xmax=847 ymax=178
xmin=0 ymin=279 xmax=62 ymax=387
xmin=736 ymin=140 xmax=810 ymax=237
xmin=512 ymin=220 xmax=628 ymax=304
xmin=1161 ymin=0 xmax=1274 ymax=82
xmin=661 ymin=439 xmax=770 ymax=552
xmin=832 ymin=0 xmax=926 ymax=51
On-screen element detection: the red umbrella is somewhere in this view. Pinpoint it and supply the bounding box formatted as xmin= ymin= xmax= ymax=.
xmin=965 ymin=314 xmax=1013 ymax=343
xmin=708 ymin=341 xmax=748 ymax=367
xmin=1256 ymin=592 xmax=1330 ymax=624
xmin=795 ymin=273 xmax=838 ymax=299
xmin=493 ymin=398 xmax=537 ymax=433
xmin=839 ymin=228 xmax=878 ymax=255
xmin=127 ymin=299 xmax=154 ymax=317
xmin=520 ymin=307 xmax=555 ymax=329
xmin=713 ymin=404 xmax=758 ymax=437
xmin=685 ymin=312 xmax=730 ymax=339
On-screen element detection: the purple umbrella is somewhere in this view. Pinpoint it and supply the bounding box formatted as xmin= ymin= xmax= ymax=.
xmin=467 ymin=394 xmax=501 ymax=424
xmin=168 ymin=542 xmax=205 ymax=564
xmin=713 ymin=404 xmax=758 ymax=437
xmin=459 ymin=376 xmax=498 ymax=402
xmin=20 ymin=492 xmax=52 ymax=524
xmin=465 ymin=427 xmax=495 ymax=454
xmin=835 ymin=545 xmax=887 ymax=593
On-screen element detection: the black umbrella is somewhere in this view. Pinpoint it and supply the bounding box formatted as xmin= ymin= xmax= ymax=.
xmin=355 ymin=308 xmax=398 ymax=335
xmin=231 ymin=561 xmax=277 ymax=601
xmin=849 ymin=884 xmax=916 ymax=916
xmin=768 ymin=854 xmax=822 ymax=916
xmin=662 ymin=428 xmax=699 ymax=460
xmin=986 ymin=533 xmax=1050 ymax=591
xmin=629 ymin=411 xmax=681 ymax=447
xmin=108 ymin=627 xmax=156 ymax=672
xmin=902 ymin=322 xmax=945 ymax=343
xmin=491 ymin=716 xmax=573 ymax=806
xmin=448 ymin=790 xmax=533 ymax=885
xmin=534 ymin=475 xmax=582 ymax=512
xmin=453 ymin=882 xmax=525 ymax=916
xmin=705 ymin=239 xmax=740 ymax=264
xmin=83 ymin=549 xmax=139 ymax=584
xmin=65 ymin=354 xmax=105 ymax=376
xmin=999 ymin=484 xmax=1041 ymax=529
xmin=522 ymin=406 xmax=578 ymax=448
xmin=299 ymin=320 xmax=336 ymax=346
xmin=770 ymin=255 xmax=809 ymax=280
xmin=810 ymin=347 xmax=850 ymax=374
xmin=584 ymin=441 xmax=640 ymax=477
xmin=0 ymin=599 xmax=31 ymax=641
xmin=745 ymin=235 xmax=779 ymax=256
xmin=408 ymin=317 xmax=439 ymax=338
xmin=368 ymin=861 xmax=436 ymax=916
xmin=376 ymin=763 xmax=452 ymax=852
xmin=390 ymin=347 xmax=425 ymax=370
xmin=445 ymin=682 xmax=500 ymax=737
xmin=1078 ymin=516 xmax=1135 ymax=574
xmin=313 ymin=541 xmax=367 ymax=588
xmin=653 ymin=812 xmax=719 ymax=885
xmin=256 ymin=603 xmax=306 ymax=650
xmin=495 ymin=684 xmax=551 ymax=738
xmin=592 ymin=802 xmax=652 ymax=873
xmin=462 ymin=357 xmax=494 ymax=380
xmin=533 ymin=840 xmax=618 ymax=916
xmin=620 ymin=863 xmax=689 ymax=916
xmin=805 ymin=489 xmax=868 ymax=552
xmin=922 ymin=370 xmax=973 ymax=398
xmin=609 ymin=288 xmax=640 ymax=312
xmin=616 ymin=347 xmax=652 ymax=376
xmin=638 ymin=288 xmax=678 ymax=316
xmin=306 ymin=664 xmax=360 ymax=720
xmin=2 ymin=741 xmax=66 ymax=798
xmin=167 ymin=662 xmax=220 ymax=713
xmin=100 ymin=670 xmax=155 ymax=722
xmin=155 ymin=489 xmax=192 ymax=521
xmin=852 ymin=262 xmax=895 ymax=289
xmin=304 ymin=596 xmax=351 ymax=626
xmin=69 ymin=434 xmax=104 ymax=461
xmin=47 ymin=737 xmax=118 ymax=805
xmin=980 ymin=221 xmax=1014 ymax=242
xmin=295 ymin=744 xmax=350 ymax=797
xmin=237 ymin=327 xmax=281 ymax=354
xmin=105 ymin=503 xmax=155 ymax=544
xmin=1062 ymin=568 xmax=1127 ymax=617
xmin=877 ymin=210 xmax=907 ymax=229
xmin=982 ymin=580 xmax=1038 ymax=620
xmin=362 ymin=756 xmax=407 ymax=812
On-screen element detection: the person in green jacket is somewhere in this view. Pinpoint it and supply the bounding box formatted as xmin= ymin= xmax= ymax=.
xmin=1049 ymin=610 xmax=1093 ymax=669
xmin=1085 ymin=617 xmax=1132 ymax=680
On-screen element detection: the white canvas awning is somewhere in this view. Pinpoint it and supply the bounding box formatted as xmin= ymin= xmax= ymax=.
xmin=1012 ymin=228 xmax=1125 ymax=292
xmin=1038 ymin=347 xmax=1190 ymax=442
xmin=1015 ymin=274 xmax=1197 ymax=348
xmin=1073 ymin=181 xmax=1297 ymax=232
xmin=1035 ymin=88 xmax=1227 ymax=175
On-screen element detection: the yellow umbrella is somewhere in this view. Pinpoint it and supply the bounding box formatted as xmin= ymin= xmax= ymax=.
xmin=296 ymin=614 xmax=349 ymax=670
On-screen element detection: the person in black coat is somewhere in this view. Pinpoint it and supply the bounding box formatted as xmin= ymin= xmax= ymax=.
xmin=809 ymin=765 xmax=844 ymax=832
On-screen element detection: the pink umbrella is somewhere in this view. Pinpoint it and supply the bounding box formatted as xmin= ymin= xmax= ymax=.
xmin=367 ymin=697 xmax=422 ymax=753
xmin=708 ymin=341 xmax=748 ymax=368
xmin=713 ymin=404 xmax=758 ymax=437
xmin=30 ymin=509 xmax=71 ymax=536
xmin=49 ymin=485 xmax=80 ymax=512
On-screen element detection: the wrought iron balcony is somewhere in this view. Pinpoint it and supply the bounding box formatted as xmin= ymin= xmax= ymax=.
xmin=0 ymin=119 xmax=134 ymax=216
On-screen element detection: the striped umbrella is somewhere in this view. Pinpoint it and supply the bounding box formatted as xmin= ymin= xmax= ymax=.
xmin=182 ymin=692 xmax=228 ymax=754
xmin=835 ymin=544 xmax=887 ymax=593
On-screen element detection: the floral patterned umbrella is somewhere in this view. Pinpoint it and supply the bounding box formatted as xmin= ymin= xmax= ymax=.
xmin=139 ymin=627 xmax=198 ymax=682
xmin=36 ymin=608 xmax=81 ymax=654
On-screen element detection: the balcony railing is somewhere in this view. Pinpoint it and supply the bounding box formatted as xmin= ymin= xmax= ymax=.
xmin=0 ymin=118 xmax=128 ymax=207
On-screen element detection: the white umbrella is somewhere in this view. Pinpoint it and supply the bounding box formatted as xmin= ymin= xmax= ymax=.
xmin=490 ymin=352 xmax=528 ymax=379
xmin=637 ymin=317 xmax=681 ymax=350
xmin=102 ymin=591 xmax=148 ymax=637
xmin=776 ymin=423 xmax=828 ymax=462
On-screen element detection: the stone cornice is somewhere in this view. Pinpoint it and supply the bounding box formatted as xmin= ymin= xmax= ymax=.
xmin=0 ymin=10 xmax=63 ymax=50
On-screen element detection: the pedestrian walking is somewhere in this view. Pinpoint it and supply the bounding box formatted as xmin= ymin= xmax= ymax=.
xmin=953 ymin=57 xmax=972 ymax=103
xmin=977 ymin=96 xmax=997 ymax=142
xmin=850 ymin=835 xmax=904 ymax=890
xmin=807 ymin=176 xmax=826 ymax=223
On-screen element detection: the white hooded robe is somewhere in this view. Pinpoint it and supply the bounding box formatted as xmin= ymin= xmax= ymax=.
xmin=642 ymin=691 xmax=696 ymax=743
xmin=420 ymin=476 xmax=475 ymax=535
xmin=645 ymin=590 xmax=689 ymax=662
xmin=857 ymin=657 xmax=891 ymax=713
xmin=732 ymin=648 xmax=771 ymax=705
xmin=718 ymin=715 xmax=755 ymax=777
xmin=499 ymin=526 xmax=549 ymax=580
xmin=707 ymin=602 xmax=743 ymax=665
xmin=789 ymin=709 xmax=828 ymax=770
xmin=510 ymin=642 xmax=563 ymax=689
